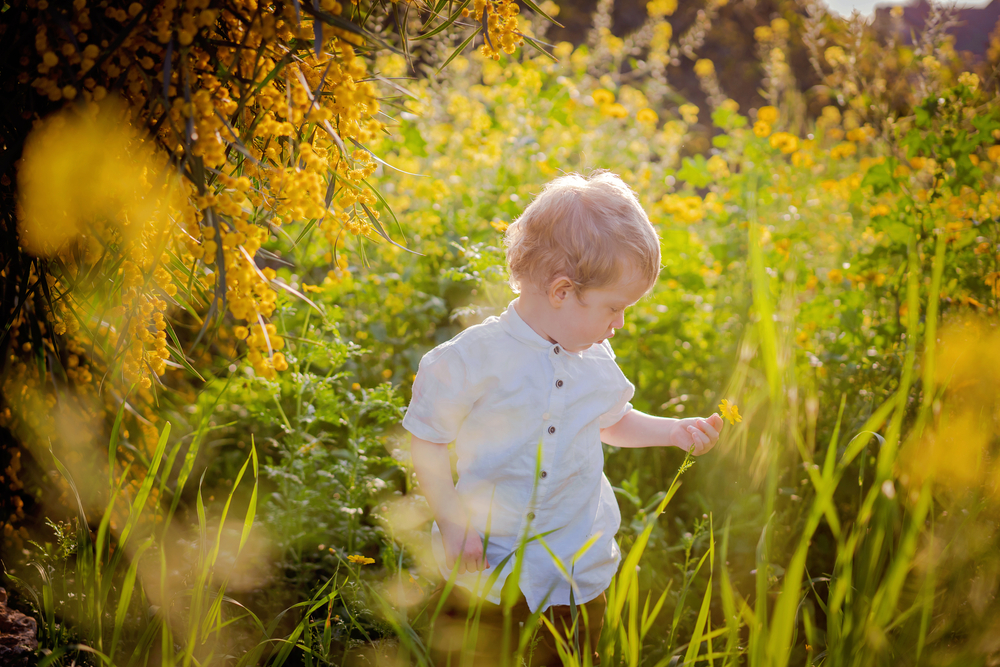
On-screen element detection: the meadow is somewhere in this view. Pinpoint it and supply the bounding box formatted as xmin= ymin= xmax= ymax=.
xmin=1 ymin=0 xmax=999 ymax=665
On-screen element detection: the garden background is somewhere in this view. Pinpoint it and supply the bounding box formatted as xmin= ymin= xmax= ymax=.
xmin=1 ymin=0 xmax=999 ymax=665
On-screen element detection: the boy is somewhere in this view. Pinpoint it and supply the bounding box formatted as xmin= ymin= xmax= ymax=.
xmin=404 ymin=171 xmax=723 ymax=665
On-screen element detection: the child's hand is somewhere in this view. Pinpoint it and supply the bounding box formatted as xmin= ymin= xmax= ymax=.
xmin=671 ymin=414 xmax=724 ymax=456
xmin=440 ymin=521 xmax=490 ymax=574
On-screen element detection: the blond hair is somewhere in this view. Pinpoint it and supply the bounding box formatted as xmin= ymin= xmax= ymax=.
xmin=504 ymin=171 xmax=660 ymax=294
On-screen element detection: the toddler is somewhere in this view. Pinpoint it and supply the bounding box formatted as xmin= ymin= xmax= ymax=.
xmin=403 ymin=171 xmax=723 ymax=665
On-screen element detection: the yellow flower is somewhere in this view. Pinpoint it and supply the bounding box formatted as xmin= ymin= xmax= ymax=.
xmin=636 ymin=107 xmax=659 ymax=124
xmin=830 ymin=142 xmax=857 ymax=159
xmin=718 ymin=399 xmax=742 ymax=425
xmin=754 ymin=26 xmax=773 ymax=43
xmin=348 ymin=554 xmax=376 ymax=565
xmin=769 ymin=131 xmax=799 ymax=154
xmin=602 ymin=103 xmax=629 ymax=119
xmin=679 ymin=103 xmax=699 ymax=124
xmin=694 ymin=59 xmax=715 ymax=77
xmin=651 ymin=22 xmax=672 ymax=51
xmin=592 ymin=89 xmax=615 ymax=106
xmin=647 ymin=0 xmax=677 ymax=18
xmin=846 ymin=127 xmax=870 ymax=143
xmin=757 ymin=105 xmax=780 ymax=125
xmin=791 ymin=151 xmax=814 ymax=168
xmin=753 ymin=120 xmax=772 ymax=138
xmin=824 ymin=46 xmax=847 ymax=66
xmin=987 ymin=145 xmax=1000 ymax=163
xmin=870 ymin=204 xmax=891 ymax=217
xmin=706 ymin=154 xmax=730 ymax=179
xmin=958 ymin=71 xmax=980 ymax=91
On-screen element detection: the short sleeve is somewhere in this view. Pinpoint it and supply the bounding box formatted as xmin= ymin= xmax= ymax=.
xmin=598 ymin=341 xmax=634 ymax=428
xmin=402 ymin=344 xmax=474 ymax=444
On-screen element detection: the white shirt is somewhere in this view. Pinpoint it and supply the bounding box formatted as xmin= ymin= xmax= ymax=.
xmin=402 ymin=299 xmax=634 ymax=612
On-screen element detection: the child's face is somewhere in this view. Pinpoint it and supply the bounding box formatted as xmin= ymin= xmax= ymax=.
xmin=549 ymin=273 xmax=649 ymax=353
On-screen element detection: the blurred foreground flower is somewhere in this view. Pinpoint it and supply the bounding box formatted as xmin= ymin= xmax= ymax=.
xmin=719 ymin=399 xmax=742 ymax=425
xmin=17 ymin=101 xmax=176 ymax=259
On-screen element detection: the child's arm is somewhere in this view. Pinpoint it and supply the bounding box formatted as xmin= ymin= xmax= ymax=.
xmin=411 ymin=435 xmax=490 ymax=573
xmin=600 ymin=410 xmax=723 ymax=455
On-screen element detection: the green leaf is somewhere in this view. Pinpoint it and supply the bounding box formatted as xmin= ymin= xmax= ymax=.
xmin=437 ymin=29 xmax=478 ymax=74
xmin=677 ymin=155 xmax=713 ymax=188
xmin=861 ymin=162 xmax=899 ymax=195
xmin=401 ymin=121 xmax=427 ymax=157
xmin=414 ymin=0 xmax=473 ymax=41
xmin=520 ymin=0 xmax=564 ymax=27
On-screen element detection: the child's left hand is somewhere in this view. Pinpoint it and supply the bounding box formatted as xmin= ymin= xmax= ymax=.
xmin=670 ymin=414 xmax=724 ymax=456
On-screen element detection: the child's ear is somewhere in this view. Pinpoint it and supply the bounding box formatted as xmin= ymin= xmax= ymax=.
xmin=548 ymin=276 xmax=575 ymax=308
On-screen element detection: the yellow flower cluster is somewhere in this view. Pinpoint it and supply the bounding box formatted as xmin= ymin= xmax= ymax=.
xmin=647 ymin=0 xmax=678 ymax=18
xmin=769 ymin=132 xmax=799 ymax=154
xmin=3 ymin=0 xmax=411 ymax=549
xmin=472 ymin=0 xmax=523 ymax=60
xmin=679 ymin=104 xmax=699 ymax=124
xmin=661 ymin=193 xmax=707 ymax=224
xmin=19 ymin=0 xmax=389 ymax=397
xmin=694 ymin=59 xmax=715 ymax=77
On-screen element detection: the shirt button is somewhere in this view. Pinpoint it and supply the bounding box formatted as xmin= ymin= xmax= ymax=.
xmin=528 ymin=512 xmax=536 ymax=520
xmin=548 ymin=426 xmax=556 ymax=434
xmin=554 ymin=346 xmax=560 ymax=354
xmin=541 ymin=471 xmax=548 ymax=478
xmin=555 ymin=380 xmax=564 ymax=388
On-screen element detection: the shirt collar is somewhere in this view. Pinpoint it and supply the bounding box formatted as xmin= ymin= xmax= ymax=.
xmin=499 ymin=299 xmax=555 ymax=351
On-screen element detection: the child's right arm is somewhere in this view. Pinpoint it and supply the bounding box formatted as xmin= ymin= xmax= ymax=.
xmin=411 ymin=435 xmax=489 ymax=574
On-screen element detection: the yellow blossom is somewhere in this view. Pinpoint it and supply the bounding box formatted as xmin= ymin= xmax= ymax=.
xmin=718 ymin=399 xmax=742 ymax=425
xmin=603 ymin=103 xmax=629 ymax=119
xmin=592 ymin=89 xmax=615 ymax=106
xmin=706 ymin=154 xmax=730 ymax=179
xmin=770 ymin=18 xmax=790 ymax=36
xmin=679 ymin=104 xmax=699 ymax=124
xmin=757 ymin=106 xmax=780 ymax=125
xmin=753 ymin=120 xmax=772 ymax=138
xmin=636 ymin=108 xmax=659 ymax=124
xmin=958 ymin=72 xmax=980 ymax=91
xmin=754 ymin=26 xmax=773 ymax=43
xmin=647 ymin=0 xmax=678 ymax=18
xmin=825 ymin=46 xmax=847 ymax=66
xmin=769 ymin=131 xmax=799 ymax=154
xmin=791 ymin=151 xmax=814 ymax=168
xmin=694 ymin=59 xmax=715 ymax=77
xmin=830 ymin=142 xmax=857 ymax=159
xmin=651 ymin=22 xmax=672 ymax=51
xmin=348 ymin=554 xmax=376 ymax=565
xmin=987 ymin=145 xmax=1000 ymax=163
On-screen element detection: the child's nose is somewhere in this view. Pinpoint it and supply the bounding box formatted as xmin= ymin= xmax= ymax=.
xmin=613 ymin=311 xmax=625 ymax=329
